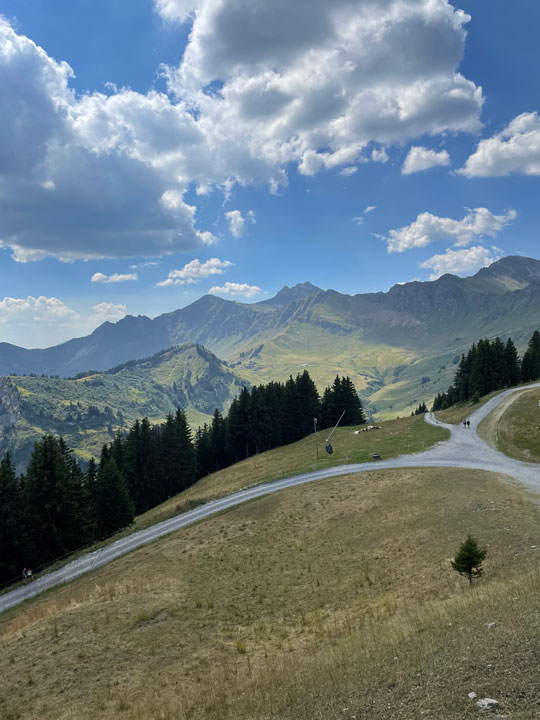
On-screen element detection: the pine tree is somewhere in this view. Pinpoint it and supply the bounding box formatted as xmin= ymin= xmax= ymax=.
xmin=295 ymin=370 xmax=321 ymax=437
xmin=195 ymin=424 xmax=212 ymax=477
xmin=0 ymin=452 xmax=25 ymax=583
xmin=24 ymin=435 xmax=81 ymax=565
xmin=340 ymin=376 xmax=365 ymax=425
xmin=503 ymin=338 xmax=521 ymax=387
xmin=209 ymin=408 xmax=227 ymax=470
xmin=522 ymin=330 xmax=540 ymax=382
xmin=95 ymin=457 xmax=134 ymax=536
xmin=172 ymin=408 xmax=197 ymax=492
xmin=451 ymin=534 xmax=487 ymax=587
xmin=226 ymin=387 xmax=251 ymax=461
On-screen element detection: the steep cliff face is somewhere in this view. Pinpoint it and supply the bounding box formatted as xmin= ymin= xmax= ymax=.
xmin=0 ymin=378 xmax=20 ymax=427
xmin=0 ymin=378 xmax=21 ymax=457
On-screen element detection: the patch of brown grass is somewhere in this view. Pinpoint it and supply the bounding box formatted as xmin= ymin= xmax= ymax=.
xmin=478 ymin=387 xmax=540 ymax=463
xmin=1 ymin=467 xmax=540 ymax=719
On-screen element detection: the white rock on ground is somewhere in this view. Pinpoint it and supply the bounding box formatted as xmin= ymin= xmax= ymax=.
xmin=468 ymin=692 xmax=478 ymax=700
xmin=476 ymin=698 xmax=499 ymax=710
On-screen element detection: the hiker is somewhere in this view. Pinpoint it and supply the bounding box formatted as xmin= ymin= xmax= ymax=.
xmin=463 ymin=420 xmax=466 ymax=428
xmin=467 ymin=420 xmax=470 ymax=428
xmin=22 ymin=568 xmax=27 ymax=582
xmin=26 ymin=568 xmax=33 ymax=581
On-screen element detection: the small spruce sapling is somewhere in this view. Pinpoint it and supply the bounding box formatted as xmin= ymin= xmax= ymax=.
xmin=451 ymin=534 xmax=487 ymax=587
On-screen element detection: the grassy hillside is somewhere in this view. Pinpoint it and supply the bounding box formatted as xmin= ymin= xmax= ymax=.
xmin=2 ymin=466 xmax=540 ymax=719
xmin=136 ymin=414 xmax=449 ymax=529
xmin=228 ymin=321 xmax=459 ymax=417
xmin=0 ymin=344 xmax=246 ymax=470
xmin=477 ymin=387 xmax=540 ymax=462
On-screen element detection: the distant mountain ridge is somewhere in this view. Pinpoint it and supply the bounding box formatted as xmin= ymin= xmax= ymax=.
xmin=0 ymin=343 xmax=246 ymax=470
xmin=2 ymin=255 xmax=540 ymax=419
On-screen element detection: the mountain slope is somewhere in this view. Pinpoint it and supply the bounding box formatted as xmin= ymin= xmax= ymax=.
xmin=2 ymin=256 xmax=540 ymax=418
xmin=0 ymin=343 xmax=247 ymax=470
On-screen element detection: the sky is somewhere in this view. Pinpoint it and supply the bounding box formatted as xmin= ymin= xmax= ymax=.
xmin=0 ymin=0 xmax=539 ymax=348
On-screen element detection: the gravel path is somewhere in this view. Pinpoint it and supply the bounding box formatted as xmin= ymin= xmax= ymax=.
xmin=2 ymin=383 xmax=540 ymax=614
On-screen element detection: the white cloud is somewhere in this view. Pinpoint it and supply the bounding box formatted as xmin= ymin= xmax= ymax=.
xmin=371 ymin=147 xmax=389 ymax=164
xmin=385 ymin=207 xmax=516 ymax=253
xmin=340 ymin=166 xmax=358 ymax=176
xmin=208 ymin=282 xmax=261 ymax=298
xmin=91 ymin=272 xmax=138 ymax=283
xmin=157 ymin=257 xmax=232 ymax=286
xmin=0 ymin=3 xmax=484 ymax=261
xmin=90 ymin=302 xmax=128 ymax=324
xmin=402 ymin=146 xmax=450 ymax=174
xmin=0 ymin=20 xmax=216 ymax=262
xmin=364 ymin=205 xmax=376 ymax=214
xmin=154 ymin=0 xmax=198 ymax=23
xmin=353 ymin=216 xmax=364 ymax=226
xmin=460 ymin=112 xmax=540 ymax=177
xmin=158 ymin=0 xmax=483 ymax=185
xmin=225 ymin=209 xmax=256 ymax=237
xmin=225 ymin=210 xmax=245 ymax=238
xmin=0 ymin=296 xmax=77 ymax=323
xmin=0 ymin=295 xmax=132 ymax=347
xmin=419 ymin=245 xmax=503 ymax=280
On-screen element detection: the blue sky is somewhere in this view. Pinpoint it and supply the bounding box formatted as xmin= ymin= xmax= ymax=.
xmin=0 ymin=0 xmax=539 ymax=347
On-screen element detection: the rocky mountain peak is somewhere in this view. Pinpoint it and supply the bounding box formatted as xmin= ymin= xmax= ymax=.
xmin=257 ymin=281 xmax=322 ymax=309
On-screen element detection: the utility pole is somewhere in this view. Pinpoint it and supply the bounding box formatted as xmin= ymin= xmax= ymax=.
xmin=313 ymin=417 xmax=319 ymax=460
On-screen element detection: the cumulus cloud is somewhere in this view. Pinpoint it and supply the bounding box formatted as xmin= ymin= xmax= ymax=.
xmin=225 ymin=209 xmax=256 ymax=237
xmin=460 ymin=112 xmax=540 ymax=177
xmin=208 ymin=282 xmax=261 ymax=298
xmin=90 ymin=302 xmax=128 ymax=323
xmin=0 ymin=20 xmax=215 ymax=262
xmin=0 ymin=296 xmax=77 ymax=323
xmin=385 ymin=207 xmax=516 ymax=253
xmin=157 ymin=257 xmax=232 ymax=286
xmin=0 ymin=2 xmax=484 ymax=261
xmin=0 ymin=294 xmax=132 ymax=347
xmin=402 ymin=146 xmax=450 ymax=174
xmin=419 ymin=245 xmax=503 ymax=280
xmin=340 ymin=166 xmax=358 ymax=176
xmin=91 ymin=272 xmax=138 ymax=283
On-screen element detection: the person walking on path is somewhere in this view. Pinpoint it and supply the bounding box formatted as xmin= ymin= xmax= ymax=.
xmin=21 ymin=568 xmax=27 ymax=583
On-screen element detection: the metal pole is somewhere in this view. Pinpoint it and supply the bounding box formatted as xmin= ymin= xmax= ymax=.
xmin=313 ymin=417 xmax=319 ymax=460
xmin=326 ymin=410 xmax=346 ymax=443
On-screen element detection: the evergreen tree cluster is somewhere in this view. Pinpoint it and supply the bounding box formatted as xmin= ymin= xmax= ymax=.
xmin=432 ymin=331 xmax=539 ymax=411
xmin=0 ymin=371 xmax=365 ymax=586
xmin=195 ymin=371 xmax=364 ymax=472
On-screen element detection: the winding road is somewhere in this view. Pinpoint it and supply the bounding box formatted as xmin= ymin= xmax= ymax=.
xmin=2 ymin=382 xmax=539 ymax=615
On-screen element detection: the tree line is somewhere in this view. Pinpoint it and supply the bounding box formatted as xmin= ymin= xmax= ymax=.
xmin=432 ymin=330 xmax=540 ymax=411
xmin=0 ymin=371 xmax=364 ymax=585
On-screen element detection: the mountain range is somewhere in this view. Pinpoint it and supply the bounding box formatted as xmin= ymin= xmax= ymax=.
xmin=2 ymin=255 xmax=540 ymax=467
xmin=0 ymin=343 xmax=246 ymax=470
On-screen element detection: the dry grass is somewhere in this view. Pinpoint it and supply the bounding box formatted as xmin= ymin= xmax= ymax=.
xmin=1 ymin=467 xmax=540 ymax=720
xmin=478 ymin=387 xmax=540 ymax=463
xmin=435 ymin=381 xmax=540 ymax=426
xmin=135 ymin=414 xmax=448 ymax=529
